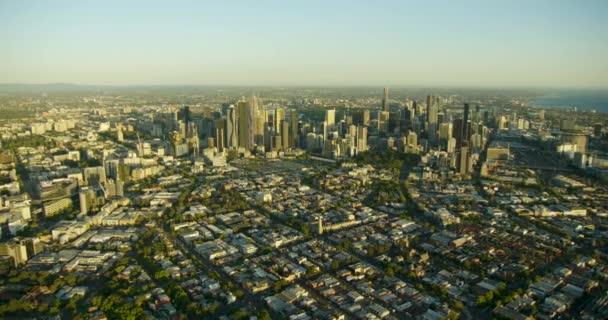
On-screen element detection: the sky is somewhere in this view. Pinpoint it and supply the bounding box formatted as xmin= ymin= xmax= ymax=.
xmin=1 ymin=0 xmax=607 ymax=88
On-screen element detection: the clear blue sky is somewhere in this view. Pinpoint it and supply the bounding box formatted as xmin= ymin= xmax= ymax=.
xmin=1 ymin=0 xmax=607 ymax=87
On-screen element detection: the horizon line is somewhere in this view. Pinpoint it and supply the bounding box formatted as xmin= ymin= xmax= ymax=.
xmin=1 ymin=82 xmax=608 ymax=91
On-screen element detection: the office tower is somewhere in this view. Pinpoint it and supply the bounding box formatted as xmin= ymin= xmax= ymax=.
xmin=407 ymin=131 xmax=418 ymax=147
xmin=214 ymin=119 xmax=225 ymax=152
xmin=362 ymin=109 xmax=370 ymax=126
xmin=226 ymin=105 xmax=238 ymax=149
xmin=326 ymin=109 xmax=336 ymax=127
xmin=249 ymin=95 xmax=261 ymax=144
xmin=474 ymin=105 xmax=480 ymax=123
xmin=83 ymin=166 xmax=106 ymax=186
xmin=382 ymin=87 xmax=389 ymax=111
xmin=453 ymin=118 xmax=464 ymax=149
xmin=470 ymin=132 xmax=481 ymax=149
xmin=181 ymin=106 xmax=191 ymax=125
xmin=498 ymin=116 xmax=508 ymax=130
xmin=255 ymin=108 xmax=266 ymax=146
xmin=237 ymin=101 xmax=253 ymax=149
xmin=271 ymin=135 xmax=282 ymax=151
xmin=21 ymin=238 xmax=43 ymax=258
xmin=438 ymin=122 xmax=453 ymax=148
xmin=275 ymin=108 xmax=285 ymax=133
xmin=463 ymin=103 xmax=470 ymax=143
xmin=539 ymin=109 xmax=545 ymax=121
xmin=378 ymin=111 xmax=390 ymax=133
xmin=178 ymin=120 xmax=187 ymax=137
xmin=426 ymin=95 xmax=433 ymax=119
xmin=0 ymin=240 xmax=28 ymax=267
xmin=457 ymin=145 xmax=471 ymax=175
xmin=117 ymin=128 xmax=124 ymax=142
xmin=345 ymin=115 xmax=353 ymax=126
xmin=290 ymin=109 xmax=299 ymax=148
xmin=357 ymin=126 xmax=368 ymax=152
xmin=447 ymin=137 xmax=457 ymax=154
xmin=594 ymin=123 xmax=602 ymax=137
xmin=104 ymin=179 xmax=124 ymax=198
xmin=561 ymin=132 xmax=588 ymax=153
xmin=79 ymin=187 xmax=96 ymax=215
xmin=281 ymin=121 xmax=290 ymax=150
xmin=207 ymin=137 xmax=215 ymax=149
xmin=427 ymin=95 xmax=438 ymax=145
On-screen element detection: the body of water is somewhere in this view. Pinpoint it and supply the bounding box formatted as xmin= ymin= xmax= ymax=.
xmin=532 ymin=89 xmax=608 ymax=113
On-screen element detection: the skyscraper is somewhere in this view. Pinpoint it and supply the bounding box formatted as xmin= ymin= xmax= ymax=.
xmin=362 ymin=109 xmax=370 ymax=126
xmin=382 ymin=87 xmax=389 ymax=111
xmin=180 ymin=106 xmax=191 ymax=130
xmin=237 ymin=101 xmax=253 ymax=149
xmin=463 ymin=103 xmax=471 ymax=144
xmin=214 ymin=119 xmax=225 ymax=152
xmin=378 ymin=111 xmax=390 ymax=133
xmin=427 ymin=95 xmax=438 ymax=145
xmin=290 ymin=109 xmax=299 ymax=148
xmin=453 ymin=118 xmax=464 ymax=149
xmin=281 ymin=120 xmax=290 ymax=150
xmin=457 ymin=145 xmax=471 ymax=175
xmin=226 ymin=105 xmax=238 ymax=149
xmin=357 ymin=125 xmax=368 ymax=153
xmin=325 ymin=109 xmax=336 ymax=127
xmin=275 ymin=108 xmax=285 ymax=133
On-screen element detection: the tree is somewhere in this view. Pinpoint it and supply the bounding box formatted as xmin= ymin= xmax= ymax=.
xmin=301 ymin=223 xmax=310 ymax=236
xmin=454 ymin=301 xmax=464 ymax=310
xmin=385 ymin=266 xmax=395 ymax=277
xmin=154 ymin=270 xmax=169 ymax=281
xmin=257 ymin=310 xmax=272 ymax=320
xmin=274 ymin=279 xmax=289 ymax=293
xmin=230 ymin=309 xmax=250 ymax=320
xmin=330 ymin=259 xmax=341 ymax=270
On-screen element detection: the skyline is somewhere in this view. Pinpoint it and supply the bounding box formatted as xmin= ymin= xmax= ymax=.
xmin=1 ymin=0 xmax=608 ymax=88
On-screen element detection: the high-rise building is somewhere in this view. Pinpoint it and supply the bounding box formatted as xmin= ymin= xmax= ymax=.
xmin=237 ymin=101 xmax=253 ymax=149
xmin=281 ymin=120 xmax=290 ymax=150
xmin=290 ymin=109 xmax=299 ymax=148
xmin=378 ymin=111 xmax=390 ymax=133
xmin=463 ymin=103 xmax=470 ymax=143
xmin=177 ymin=106 xmax=192 ymax=136
xmin=275 ymin=108 xmax=285 ymax=133
xmin=226 ymin=105 xmax=238 ymax=149
xmin=427 ymin=95 xmax=438 ymax=145
xmin=0 ymin=240 xmax=28 ymax=267
xmin=407 ymin=131 xmax=418 ymax=147
xmin=255 ymin=108 xmax=266 ymax=146
xmin=357 ymin=126 xmax=368 ymax=152
xmin=457 ymin=145 xmax=471 ymax=175
xmin=325 ymin=109 xmax=336 ymax=127
xmin=362 ymin=109 xmax=370 ymax=126
xmin=79 ymin=187 xmax=96 ymax=215
xmin=447 ymin=137 xmax=457 ymax=154
xmin=382 ymin=88 xmax=389 ymax=111
xmin=453 ymin=118 xmax=464 ymax=149
xmin=117 ymin=127 xmax=124 ymax=142
xmin=83 ymin=166 xmax=106 ymax=186
xmin=214 ymin=119 xmax=225 ymax=152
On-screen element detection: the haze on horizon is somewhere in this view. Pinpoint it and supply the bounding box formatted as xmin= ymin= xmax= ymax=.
xmin=1 ymin=0 xmax=607 ymax=88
